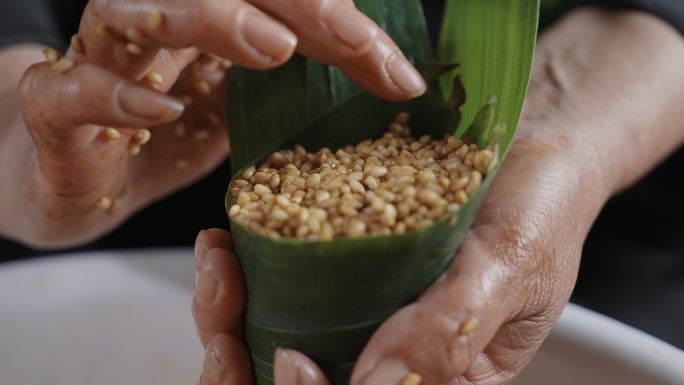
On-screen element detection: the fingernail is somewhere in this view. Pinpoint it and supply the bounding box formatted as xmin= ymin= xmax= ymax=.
xmin=208 ymin=341 xmax=223 ymax=368
xmin=274 ymin=348 xmax=298 ymax=384
xmin=194 ymin=230 xmax=208 ymax=270
xmin=195 ymin=260 xmax=218 ymax=305
xmin=325 ymin=0 xmax=377 ymax=49
xmin=118 ymin=84 xmax=184 ymax=121
xmin=242 ymin=10 xmax=297 ymax=62
xmin=387 ymin=59 xmax=427 ymax=98
xmin=359 ymin=357 xmax=409 ymax=385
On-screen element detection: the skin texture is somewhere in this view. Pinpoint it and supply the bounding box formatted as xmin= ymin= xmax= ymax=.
xmin=190 ymin=7 xmax=684 ymax=385
xmin=0 ymin=0 xmax=426 ymax=249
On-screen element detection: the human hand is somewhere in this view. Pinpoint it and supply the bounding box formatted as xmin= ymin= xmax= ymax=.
xmin=2 ymin=0 xmax=425 ymax=249
xmin=190 ymin=6 xmax=684 ymax=384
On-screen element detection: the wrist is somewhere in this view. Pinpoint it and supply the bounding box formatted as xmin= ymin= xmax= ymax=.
xmin=520 ymin=7 xmax=684 ymax=198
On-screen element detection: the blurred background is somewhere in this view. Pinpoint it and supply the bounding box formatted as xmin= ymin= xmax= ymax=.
xmin=0 ymin=0 xmax=682 ymax=355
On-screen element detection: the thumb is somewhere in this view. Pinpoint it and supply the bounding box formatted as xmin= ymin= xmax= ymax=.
xmin=349 ymin=235 xmax=551 ymax=385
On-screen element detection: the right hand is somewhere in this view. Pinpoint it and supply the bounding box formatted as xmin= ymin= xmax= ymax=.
xmin=3 ymin=0 xmax=426 ymax=248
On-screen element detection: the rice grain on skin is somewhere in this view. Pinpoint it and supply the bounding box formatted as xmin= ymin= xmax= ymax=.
xmin=105 ymin=127 xmax=121 ymax=140
xmin=174 ymin=122 xmax=186 ymax=138
xmin=109 ymin=199 xmax=123 ymax=214
xmin=196 ymin=80 xmax=211 ymax=95
xmin=125 ymin=28 xmax=144 ymax=44
xmin=95 ymin=23 xmax=108 ymax=36
xmin=148 ymin=9 xmax=162 ymax=30
xmin=178 ymin=95 xmax=193 ymax=106
xmin=193 ymin=130 xmax=210 ymax=141
xmin=147 ymin=71 xmax=164 ymax=86
xmin=128 ymin=144 xmax=141 ymax=156
xmin=51 ymin=59 xmax=74 ymax=73
xmin=459 ymin=317 xmax=479 ymax=335
xmin=131 ymin=129 xmax=151 ymax=145
xmin=402 ymin=373 xmax=423 ymax=385
xmin=209 ymin=54 xmax=233 ymax=69
xmin=126 ymin=43 xmax=144 ymax=55
xmin=70 ymin=34 xmax=84 ymax=54
xmin=42 ymin=47 xmax=61 ymax=63
xmin=229 ymin=113 xmax=494 ymax=240
xmin=96 ymin=197 xmax=111 ymax=210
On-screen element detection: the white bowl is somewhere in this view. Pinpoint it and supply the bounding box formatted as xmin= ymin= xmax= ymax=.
xmin=0 ymin=249 xmax=682 ymax=385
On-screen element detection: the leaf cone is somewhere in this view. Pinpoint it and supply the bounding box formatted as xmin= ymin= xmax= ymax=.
xmin=225 ymin=1 xmax=539 ymax=384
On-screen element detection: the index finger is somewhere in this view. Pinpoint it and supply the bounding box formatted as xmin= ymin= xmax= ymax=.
xmin=248 ymin=0 xmax=427 ymax=100
xmin=79 ymin=0 xmax=425 ymax=101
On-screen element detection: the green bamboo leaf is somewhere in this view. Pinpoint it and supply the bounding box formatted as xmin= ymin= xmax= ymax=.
xmin=225 ymin=1 xmax=539 ymax=384
xmin=464 ymin=95 xmax=496 ymax=147
xmin=227 ymin=0 xmax=432 ymax=175
xmin=227 ymin=57 xmax=308 ymax=174
xmin=439 ymin=0 xmax=539 ymax=155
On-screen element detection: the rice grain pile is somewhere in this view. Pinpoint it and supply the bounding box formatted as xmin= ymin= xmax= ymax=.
xmin=229 ymin=113 xmax=494 ymax=240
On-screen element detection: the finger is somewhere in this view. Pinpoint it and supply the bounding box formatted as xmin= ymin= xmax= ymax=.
xmin=19 ymin=61 xmax=184 ymax=135
xmin=331 ymin=32 xmax=427 ymax=101
xmin=81 ymin=0 xmax=296 ymax=71
xmin=133 ymin=56 xmax=230 ymax=202
xmin=194 ymin=229 xmax=234 ymax=272
xmin=349 ymin=235 xmax=546 ymax=385
xmin=274 ymin=349 xmax=330 ymax=385
xmin=81 ymin=0 xmax=424 ymax=100
xmin=192 ymin=231 xmax=246 ymax=347
xmin=249 ymin=0 xmax=426 ymax=100
xmin=200 ymin=333 xmax=253 ymax=385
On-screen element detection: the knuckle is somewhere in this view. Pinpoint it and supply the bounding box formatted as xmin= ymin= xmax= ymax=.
xmin=391 ymin=303 xmax=472 ymax=381
xmin=18 ymin=64 xmax=56 ymax=130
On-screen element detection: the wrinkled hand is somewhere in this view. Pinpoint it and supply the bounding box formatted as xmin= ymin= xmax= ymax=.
xmin=4 ymin=0 xmax=425 ymax=248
